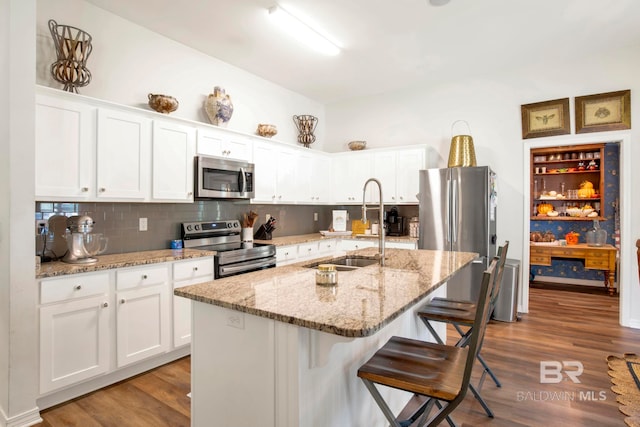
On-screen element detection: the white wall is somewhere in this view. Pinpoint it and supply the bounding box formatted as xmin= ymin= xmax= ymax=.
xmin=36 ymin=0 xmax=326 ymax=150
xmin=1 ymin=1 xmax=40 ymax=426
xmin=325 ymin=45 xmax=640 ymax=327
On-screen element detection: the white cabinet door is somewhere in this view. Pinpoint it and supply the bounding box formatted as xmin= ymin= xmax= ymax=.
xmin=253 ymin=141 xmax=297 ymax=203
xmin=395 ymin=148 xmax=425 ymax=204
xmin=172 ymin=258 xmax=214 ymax=348
xmin=116 ymin=265 xmax=170 ymax=367
xmin=39 ymin=272 xmax=111 ymax=394
xmin=310 ymin=153 xmax=332 ymax=203
xmin=299 ymin=151 xmax=331 ymax=203
xmin=96 ymin=108 xmax=151 ymax=200
xmin=152 ymin=120 xmax=196 ymax=201
xmin=372 ymin=151 xmax=397 ymax=204
xmin=332 ymin=153 xmax=373 ymax=203
xmin=35 ymin=95 xmax=96 ymax=199
xmin=197 ymin=128 xmax=252 ymax=161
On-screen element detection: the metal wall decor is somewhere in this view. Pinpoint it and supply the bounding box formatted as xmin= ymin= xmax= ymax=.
xmin=293 ymin=115 xmax=318 ymax=148
xmin=48 ymin=19 xmax=93 ymax=93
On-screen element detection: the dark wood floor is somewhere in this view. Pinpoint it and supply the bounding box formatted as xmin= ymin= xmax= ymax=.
xmin=38 ymin=285 xmax=640 ymax=427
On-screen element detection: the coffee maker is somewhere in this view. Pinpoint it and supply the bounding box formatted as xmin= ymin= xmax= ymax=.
xmin=385 ymin=207 xmax=405 ymax=236
xmin=62 ymin=215 xmax=108 ymax=264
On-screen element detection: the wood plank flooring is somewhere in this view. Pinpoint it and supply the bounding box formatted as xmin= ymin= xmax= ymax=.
xmin=37 ymin=285 xmax=640 ymax=427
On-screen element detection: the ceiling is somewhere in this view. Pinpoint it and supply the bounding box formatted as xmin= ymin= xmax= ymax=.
xmin=85 ymin=0 xmax=640 ymax=104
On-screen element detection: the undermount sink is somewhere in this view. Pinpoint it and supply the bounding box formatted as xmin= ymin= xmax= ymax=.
xmin=304 ymin=256 xmax=379 ymax=271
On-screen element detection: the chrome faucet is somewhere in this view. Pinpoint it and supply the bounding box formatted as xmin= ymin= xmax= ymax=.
xmin=362 ymin=178 xmax=385 ymax=266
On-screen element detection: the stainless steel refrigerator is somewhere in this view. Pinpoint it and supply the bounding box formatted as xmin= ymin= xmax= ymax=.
xmin=418 ymin=166 xmax=497 ymax=301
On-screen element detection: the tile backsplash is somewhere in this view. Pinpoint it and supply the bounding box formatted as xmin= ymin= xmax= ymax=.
xmin=35 ymin=201 xmax=420 ymax=257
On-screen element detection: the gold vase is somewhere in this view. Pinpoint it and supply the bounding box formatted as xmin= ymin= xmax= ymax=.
xmin=447 ymin=135 xmax=477 ymax=167
xmin=447 ymin=120 xmax=477 ymax=167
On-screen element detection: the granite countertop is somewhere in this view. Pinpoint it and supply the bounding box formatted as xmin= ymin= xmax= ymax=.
xmin=255 ymin=233 xmax=418 ymax=247
xmin=37 ymin=249 xmax=215 ymax=279
xmin=175 ymin=247 xmax=477 ymax=338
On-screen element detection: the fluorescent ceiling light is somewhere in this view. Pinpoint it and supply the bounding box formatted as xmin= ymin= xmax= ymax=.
xmin=268 ymin=5 xmax=341 ymax=56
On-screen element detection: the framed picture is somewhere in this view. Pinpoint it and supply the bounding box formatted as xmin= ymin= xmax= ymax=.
xmin=575 ymin=89 xmax=631 ymax=133
xmin=521 ymin=98 xmax=570 ymax=139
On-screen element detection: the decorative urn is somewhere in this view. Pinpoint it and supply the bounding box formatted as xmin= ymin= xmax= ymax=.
xmin=204 ymin=86 xmax=234 ymax=127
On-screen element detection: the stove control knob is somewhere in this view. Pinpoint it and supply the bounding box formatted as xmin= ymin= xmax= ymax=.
xmin=186 ymin=225 xmax=193 ymax=231
xmin=234 ymin=221 xmax=240 ymax=228
xmin=194 ymin=224 xmax=200 ymax=231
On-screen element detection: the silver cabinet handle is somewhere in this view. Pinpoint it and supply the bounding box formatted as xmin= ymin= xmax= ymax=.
xmin=187 ymin=191 xmax=193 ymax=196
xmin=74 ymin=285 xmax=82 ymax=290
xmin=142 ymin=274 xmax=148 ymax=279
xmin=81 ymin=187 xmax=89 ymax=192
xmin=120 ymin=299 xmax=126 ymax=304
xmin=193 ymin=267 xmax=198 ymax=271
xmin=99 ymin=188 xmax=106 ymax=192
xmin=102 ymin=302 xmax=109 ymax=308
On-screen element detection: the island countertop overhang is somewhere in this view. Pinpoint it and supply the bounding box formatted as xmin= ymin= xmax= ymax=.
xmin=174 ymin=248 xmax=478 ymax=338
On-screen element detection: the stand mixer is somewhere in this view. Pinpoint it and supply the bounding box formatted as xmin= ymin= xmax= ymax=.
xmin=62 ymin=215 xmax=108 ymax=264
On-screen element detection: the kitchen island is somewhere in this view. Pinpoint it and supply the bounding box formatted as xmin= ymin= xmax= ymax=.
xmin=175 ymin=247 xmax=477 ymax=427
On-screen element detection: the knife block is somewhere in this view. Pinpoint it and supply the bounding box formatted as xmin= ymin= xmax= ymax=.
xmin=253 ymin=225 xmax=272 ymax=240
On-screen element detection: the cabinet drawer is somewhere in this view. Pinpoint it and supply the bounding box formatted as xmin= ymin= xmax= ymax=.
xmin=297 ymin=242 xmax=319 ymax=259
xmin=117 ymin=264 xmax=169 ymax=291
xmin=318 ymin=239 xmax=337 ymax=254
xmin=41 ymin=272 xmax=110 ymax=305
xmin=276 ymin=245 xmax=298 ymax=264
xmin=585 ymin=259 xmax=610 ymax=269
xmin=530 ymin=255 xmax=551 ymax=266
xmin=549 ymin=248 xmax=586 ymax=257
xmin=173 ymin=257 xmax=214 ymax=282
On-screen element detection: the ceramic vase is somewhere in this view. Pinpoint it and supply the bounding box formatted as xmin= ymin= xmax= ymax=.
xmin=204 ymin=86 xmax=234 ymax=127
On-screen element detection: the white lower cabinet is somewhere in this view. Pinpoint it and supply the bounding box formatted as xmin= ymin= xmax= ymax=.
xmin=115 ymin=265 xmax=171 ymax=367
xmin=172 ymin=258 xmax=214 ymax=347
xmin=276 ymin=245 xmax=298 ymax=266
xmin=39 ymin=272 xmax=111 ymax=394
xmin=338 ymin=239 xmax=377 ymax=251
xmin=39 ymin=257 xmax=214 ymax=399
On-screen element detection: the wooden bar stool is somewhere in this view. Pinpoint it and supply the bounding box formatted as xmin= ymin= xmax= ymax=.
xmin=416 ymin=241 xmax=509 ymax=418
xmin=357 ymin=257 xmax=498 ymax=427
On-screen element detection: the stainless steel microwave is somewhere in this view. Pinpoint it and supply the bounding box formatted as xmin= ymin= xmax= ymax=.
xmin=195 ymin=155 xmax=255 ymax=199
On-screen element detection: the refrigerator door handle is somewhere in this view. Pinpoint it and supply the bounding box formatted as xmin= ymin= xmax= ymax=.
xmin=446 ymin=177 xmax=451 ymax=243
xmin=451 ymin=178 xmax=458 ymax=243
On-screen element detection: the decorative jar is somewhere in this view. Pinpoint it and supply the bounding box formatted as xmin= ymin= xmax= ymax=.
xmin=204 ymin=86 xmax=234 ymax=126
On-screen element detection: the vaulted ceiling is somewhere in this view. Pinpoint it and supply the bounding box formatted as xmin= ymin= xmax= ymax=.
xmin=85 ymin=0 xmax=640 ymax=103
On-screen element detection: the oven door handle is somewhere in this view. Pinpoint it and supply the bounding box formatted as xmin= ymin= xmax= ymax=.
xmin=219 ymin=258 xmax=275 ymax=276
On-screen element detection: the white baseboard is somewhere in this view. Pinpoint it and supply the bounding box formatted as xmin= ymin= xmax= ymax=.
xmin=0 ymin=406 xmax=42 ymax=427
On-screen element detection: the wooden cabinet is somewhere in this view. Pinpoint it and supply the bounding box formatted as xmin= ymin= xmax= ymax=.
xmin=115 ymin=265 xmax=170 ymax=367
xmin=530 ymin=143 xmax=605 ymax=221
xmin=39 ymin=272 xmax=111 ymax=394
xmin=172 ymin=258 xmax=214 ymax=348
xmin=152 ymin=120 xmax=196 ymax=201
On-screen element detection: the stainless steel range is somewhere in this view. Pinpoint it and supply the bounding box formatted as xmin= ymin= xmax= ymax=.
xmin=181 ymin=220 xmax=276 ymax=279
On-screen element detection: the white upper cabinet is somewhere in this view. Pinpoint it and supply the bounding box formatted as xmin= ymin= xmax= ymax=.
xmin=35 ymin=95 xmax=96 ymax=200
xmin=298 ymin=150 xmax=331 ymax=203
xmin=372 ymin=147 xmax=426 ymax=204
xmin=152 ymin=120 xmax=196 ymax=202
xmin=196 ymin=127 xmax=252 ymax=162
xmin=96 ymin=108 xmax=151 ymax=200
xmin=332 ymin=152 xmax=373 ymax=204
xmin=252 ymin=141 xmax=298 ymax=203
